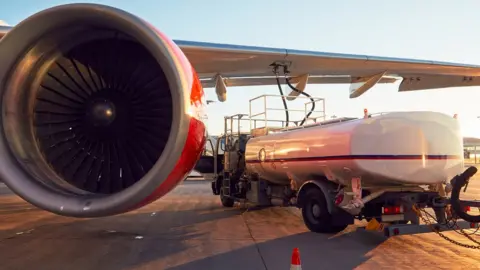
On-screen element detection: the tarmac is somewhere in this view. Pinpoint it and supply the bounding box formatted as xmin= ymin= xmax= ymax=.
xmin=0 ymin=173 xmax=479 ymax=269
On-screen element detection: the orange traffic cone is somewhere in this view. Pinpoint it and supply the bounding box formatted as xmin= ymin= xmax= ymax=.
xmin=290 ymin=248 xmax=302 ymax=270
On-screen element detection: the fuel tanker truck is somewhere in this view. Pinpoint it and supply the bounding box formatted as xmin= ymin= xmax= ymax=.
xmin=195 ymin=94 xmax=480 ymax=239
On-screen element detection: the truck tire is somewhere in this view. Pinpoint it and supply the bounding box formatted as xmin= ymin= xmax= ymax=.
xmin=301 ymin=188 xmax=348 ymax=233
xmin=220 ymin=189 xmax=235 ymax=207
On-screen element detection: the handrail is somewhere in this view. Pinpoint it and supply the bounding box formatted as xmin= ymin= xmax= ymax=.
xmin=223 ymin=95 xmax=399 ymax=138
xmin=248 ymin=94 xmax=327 ymax=136
xmin=219 ymin=105 xmax=401 ymax=139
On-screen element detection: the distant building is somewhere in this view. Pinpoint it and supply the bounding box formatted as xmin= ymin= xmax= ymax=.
xmin=464 ymin=137 xmax=480 ymax=163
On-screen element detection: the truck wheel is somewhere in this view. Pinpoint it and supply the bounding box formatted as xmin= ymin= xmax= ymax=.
xmin=301 ymin=188 xmax=347 ymax=233
xmin=220 ymin=189 xmax=235 ymax=207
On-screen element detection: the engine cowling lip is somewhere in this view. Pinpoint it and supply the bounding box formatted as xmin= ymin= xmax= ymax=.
xmin=0 ymin=4 xmax=190 ymax=217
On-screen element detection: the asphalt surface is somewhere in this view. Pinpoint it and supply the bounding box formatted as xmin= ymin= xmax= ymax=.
xmin=0 ymin=175 xmax=479 ymax=270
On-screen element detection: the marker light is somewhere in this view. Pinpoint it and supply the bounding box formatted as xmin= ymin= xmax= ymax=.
xmin=382 ymin=206 xmax=403 ymax=215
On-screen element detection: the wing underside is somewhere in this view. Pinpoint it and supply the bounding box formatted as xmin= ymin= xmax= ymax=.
xmin=176 ymin=40 xmax=480 ymax=100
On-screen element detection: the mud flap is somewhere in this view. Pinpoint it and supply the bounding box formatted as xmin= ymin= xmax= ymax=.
xmin=331 ymin=209 xmax=355 ymax=226
xmin=365 ymin=218 xmax=385 ymax=231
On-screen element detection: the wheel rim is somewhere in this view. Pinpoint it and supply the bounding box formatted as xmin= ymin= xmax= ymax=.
xmin=306 ymin=199 xmax=322 ymax=224
xmin=312 ymin=203 xmax=321 ymax=218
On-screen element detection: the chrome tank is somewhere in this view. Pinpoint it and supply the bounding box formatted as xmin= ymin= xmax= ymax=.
xmin=245 ymin=111 xmax=464 ymax=187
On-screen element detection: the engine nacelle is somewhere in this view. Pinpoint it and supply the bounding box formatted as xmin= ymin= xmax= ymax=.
xmin=0 ymin=4 xmax=207 ymax=217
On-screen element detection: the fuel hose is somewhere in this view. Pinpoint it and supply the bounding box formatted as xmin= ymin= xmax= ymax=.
xmin=450 ymin=166 xmax=480 ymax=223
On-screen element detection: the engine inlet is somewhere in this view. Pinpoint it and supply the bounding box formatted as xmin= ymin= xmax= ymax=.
xmin=33 ymin=34 xmax=173 ymax=194
xmin=0 ymin=3 xmax=193 ymax=217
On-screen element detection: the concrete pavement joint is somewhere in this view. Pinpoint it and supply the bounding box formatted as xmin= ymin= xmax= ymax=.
xmin=241 ymin=207 xmax=268 ymax=270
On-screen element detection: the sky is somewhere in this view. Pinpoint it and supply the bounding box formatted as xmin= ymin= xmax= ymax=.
xmin=1 ymin=0 xmax=480 ymax=136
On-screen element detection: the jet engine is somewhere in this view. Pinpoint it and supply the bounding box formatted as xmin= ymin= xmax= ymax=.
xmin=0 ymin=4 xmax=206 ymax=217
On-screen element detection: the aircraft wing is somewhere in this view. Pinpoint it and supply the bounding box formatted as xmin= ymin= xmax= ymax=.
xmin=2 ymin=24 xmax=480 ymax=100
xmin=177 ymin=40 xmax=480 ymax=100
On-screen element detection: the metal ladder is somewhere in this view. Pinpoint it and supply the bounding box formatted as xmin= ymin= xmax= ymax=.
xmin=222 ymin=171 xmax=231 ymax=196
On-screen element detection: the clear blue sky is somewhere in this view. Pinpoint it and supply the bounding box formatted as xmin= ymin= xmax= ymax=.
xmin=2 ymin=0 xmax=480 ymax=136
